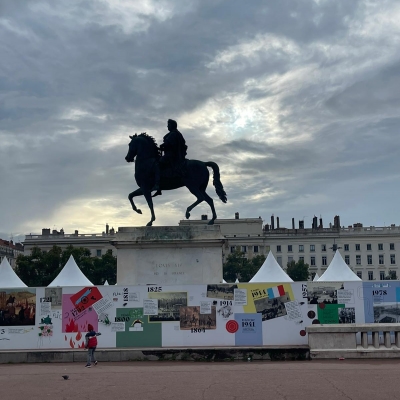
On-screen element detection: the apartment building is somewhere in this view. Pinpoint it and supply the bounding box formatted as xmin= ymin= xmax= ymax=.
xmin=0 ymin=239 xmax=24 ymax=268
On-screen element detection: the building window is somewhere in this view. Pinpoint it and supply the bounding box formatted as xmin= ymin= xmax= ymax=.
xmin=299 ymin=245 xmax=304 ymax=252
xmin=96 ymin=249 xmax=102 ymax=257
xmin=288 ymin=256 xmax=293 ymax=263
xmin=391 ymin=254 xmax=396 ymax=265
xmin=355 ymin=244 xmax=360 ymax=251
xmin=390 ymin=243 xmax=395 ymax=250
xmin=357 ymin=271 xmax=362 ymax=279
xmin=310 ymin=245 xmax=315 ymax=252
xmin=311 ymin=256 xmax=316 ymax=266
xmin=277 ymin=256 xmax=282 ymax=267
xmin=321 ymin=244 xmax=326 ymax=252
xmin=368 ymin=271 xmax=374 ymax=281
xmin=242 ymin=246 xmax=247 ymax=253
xmin=299 ymin=256 xmax=304 ymax=262
xmin=344 ymin=244 xmax=349 ymax=251
xmin=379 ymin=254 xmax=384 ymax=265
xmin=230 ymin=246 xmax=235 ymax=253
xmin=380 ymin=271 xmax=385 ymax=280
xmin=288 ymin=245 xmax=292 ymax=252
xmin=322 ymin=256 xmax=327 ymax=266
xmin=277 ymin=245 xmax=281 ymax=252
xmin=253 ymin=245 xmax=259 ymax=253
xmin=356 ymin=255 xmax=361 ymax=265
xmin=367 ymin=255 xmax=372 ymax=265
xmin=345 ymin=255 xmax=350 ymax=265
xmin=378 ymin=243 xmax=383 ymax=251
xmin=367 ymin=244 xmax=372 ymax=251
xmin=311 ymin=272 xmax=316 ymax=280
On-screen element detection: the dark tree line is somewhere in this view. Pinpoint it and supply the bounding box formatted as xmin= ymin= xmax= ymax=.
xmin=15 ymin=245 xmax=117 ymax=286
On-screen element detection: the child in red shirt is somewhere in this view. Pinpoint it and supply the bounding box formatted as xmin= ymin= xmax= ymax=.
xmin=85 ymin=324 xmax=101 ymax=368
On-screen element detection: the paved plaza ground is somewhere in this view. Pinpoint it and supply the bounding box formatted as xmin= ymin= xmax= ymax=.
xmin=0 ymin=360 xmax=399 ymax=400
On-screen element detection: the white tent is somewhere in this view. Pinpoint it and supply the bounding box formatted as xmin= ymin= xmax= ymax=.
xmin=250 ymin=251 xmax=293 ymax=283
xmin=317 ymin=250 xmax=361 ymax=282
xmin=313 ymin=273 xmax=320 ymax=281
xmin=235 ymin=278 xmax=240 ymax=283
xmin=222 ymin=279 xmax=227 ymax=283
xmin=0 ymin=257 xmax=27 ymax=287
xmin=104 ymin=280 xmax=109 ymax=286
xmin=48 ymin=255 xmax=94 ymax=287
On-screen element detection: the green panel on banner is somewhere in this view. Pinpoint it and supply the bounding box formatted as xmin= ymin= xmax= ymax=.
xmin=116 ymin=308 xmax=162 ymax=348
xmin=317 ymin=304 xmax=344 ymax=324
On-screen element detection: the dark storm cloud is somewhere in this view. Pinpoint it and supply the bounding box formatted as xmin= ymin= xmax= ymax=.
xmin=0 ymin=0 xmax=399 ymax=238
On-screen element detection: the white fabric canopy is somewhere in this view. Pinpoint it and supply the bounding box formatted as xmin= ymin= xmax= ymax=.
xmin=313 ymin=273 xmax=320 ymax=281
xmin=317 ymin=251 xmax=361 ymax=281
xmin=104 ymin=280 xmax=109 ymax=286
xmin=250 ymin=251 xmax=293 ymax=283
xmin=235 ymin=278 xmax=240 ymax=283
xmin=222 ymin=279 xmax=227 ymax=283
xmin=48 ymin=255 xmax=94 ymax=287
xmin=0 ymin=257 xmax=27 ymax=287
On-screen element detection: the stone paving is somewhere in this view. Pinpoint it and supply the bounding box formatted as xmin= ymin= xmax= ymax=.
xmin=0 ymin=360 xmax=399 ymax=400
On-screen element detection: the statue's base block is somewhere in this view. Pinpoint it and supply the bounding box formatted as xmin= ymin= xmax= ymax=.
xmin=112 ymin=226 xmax=225 ymax=285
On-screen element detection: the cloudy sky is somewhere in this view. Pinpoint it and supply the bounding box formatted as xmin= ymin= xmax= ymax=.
xmin=1 ymin=0 xmax=400 ymax=242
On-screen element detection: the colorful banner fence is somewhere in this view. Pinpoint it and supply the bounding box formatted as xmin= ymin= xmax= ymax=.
xmin=0 ymin=281 xmax=394 ymax=349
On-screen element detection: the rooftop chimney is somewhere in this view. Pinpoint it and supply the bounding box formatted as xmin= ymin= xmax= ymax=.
xmin=106 ymin=223 xmax=109 ymax=235
xmin=235 ymin=212 xmax=239 ymax=219
xmin=299 ymin=220 xmax=304 ymax=229
xmin=319 ymin=218 xmax=323 ymax=229
xmin=271 ymin=215 xmax=275 ymax=230
xmin=292 ymin=218 xmax=295 ymax=229
xmin=201 ymin=214 xmax=208 ymax=220
xmin=312 ymin=216 xmax=318 ymax=229
xmin=276 ymin=217 xmax=280 ymax=229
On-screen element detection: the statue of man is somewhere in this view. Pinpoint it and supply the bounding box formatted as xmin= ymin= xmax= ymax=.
xmin=154 ymin=119 xmax=187 ymax=196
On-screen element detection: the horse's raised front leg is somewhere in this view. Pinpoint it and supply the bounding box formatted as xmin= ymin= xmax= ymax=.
xmin=143 ymin=190 xmax=156 ymax=226
xmin=128 ymin=188 xmax=143 ymax=214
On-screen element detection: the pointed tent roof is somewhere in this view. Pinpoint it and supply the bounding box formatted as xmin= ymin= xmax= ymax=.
xmin=222 ymin=279 xmax=227 ymax=283
xmin=235 ymin=278 xmax=240 ymax=283
xmin=0 ymin=257 xmax=27 ymax=287
xmin=250 ymin=251 xmax=294 ymax=283
xmin=104 ymin=280 xmax=109 ymax=286
xmin=313 ymin=273 xmax=320 ymax=281
xmin=317 ymin=250 xmax=361 ymax=281
xmin=48 ymin=255 xmax=94 ymax=287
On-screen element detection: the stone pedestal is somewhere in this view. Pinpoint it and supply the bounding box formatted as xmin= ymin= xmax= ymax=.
xmin=112 ymin=226 xmax=225 ymax=285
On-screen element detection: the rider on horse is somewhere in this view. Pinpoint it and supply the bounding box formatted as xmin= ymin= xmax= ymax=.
xmin=154 ymin=119 xmax=187 ymax=196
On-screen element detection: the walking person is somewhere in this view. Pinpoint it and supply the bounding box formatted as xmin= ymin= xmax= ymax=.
xmin=85 ymin=324 xmax=101 ymax=368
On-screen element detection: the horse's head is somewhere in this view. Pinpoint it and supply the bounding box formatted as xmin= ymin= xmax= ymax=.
xmin=125 ymin=132 xmax=159 ymax=163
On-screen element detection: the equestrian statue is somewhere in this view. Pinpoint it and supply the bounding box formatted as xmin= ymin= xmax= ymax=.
xmin=125 ymin=119 xmax=227 ymax=226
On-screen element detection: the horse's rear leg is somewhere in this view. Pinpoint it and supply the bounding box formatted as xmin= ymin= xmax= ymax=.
xmin=203 ymin=192 xmax=217 ymax=225
xmin=185 ymin=187 xmax=204 ymax=220
xmin=128 ymin=188 xmax=143 ymax=214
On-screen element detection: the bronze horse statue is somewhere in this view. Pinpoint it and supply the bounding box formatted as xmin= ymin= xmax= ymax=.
xmin=125 ymin=133 xmax=227 ymax=226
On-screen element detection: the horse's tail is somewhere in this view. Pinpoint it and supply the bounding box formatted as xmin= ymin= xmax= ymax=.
xmin=205 ymin=161 xmax=227 ymax=203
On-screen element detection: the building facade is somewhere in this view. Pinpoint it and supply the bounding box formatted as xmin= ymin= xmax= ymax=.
xmin=0 ymin=239 xmax=24 ymax=268
xmin=23 ymin=225 xmax=116 ymax=257
xmin=180 ymin=214 xmax=400 ymax=281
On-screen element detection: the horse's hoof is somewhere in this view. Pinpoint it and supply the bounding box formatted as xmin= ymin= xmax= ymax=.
xmin=186 ymin=211 xmax=190 ymax=219
xmin=136 ymin=209 xmax=142 ymax=214
xmin=146 ymin=221 xmax=153 ymax=227
xmin=208 ymin=220 xmax=215 ymax=225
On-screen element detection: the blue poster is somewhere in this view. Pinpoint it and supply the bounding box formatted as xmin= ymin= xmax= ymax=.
xmin=234 ymin=313 xmax=262 ymax=346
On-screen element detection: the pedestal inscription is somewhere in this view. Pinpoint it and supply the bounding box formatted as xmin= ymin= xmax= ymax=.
xmin=112 ymin=226 xmax=225 ymax=285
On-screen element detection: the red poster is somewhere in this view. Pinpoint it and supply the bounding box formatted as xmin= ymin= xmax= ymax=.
xmin=70 ymin=287 xmax=103 ymax=309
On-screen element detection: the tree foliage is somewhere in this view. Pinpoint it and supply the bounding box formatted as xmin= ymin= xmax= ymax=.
xmin=223 ymin=250 xmax=266 ymax=282
xmin=15 ymin=245 xmax=117 ymax=286
xmin=286 ymin=259 xmax=310 ymax=281
xmin=385 ymin=270 xmax=398 ymax=280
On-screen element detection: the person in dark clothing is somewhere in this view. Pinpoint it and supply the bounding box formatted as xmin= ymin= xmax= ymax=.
xmin=84 ymin=324 xmax=101 ymax=368
xmin=153 ymin=119 xmax=187 ymax=196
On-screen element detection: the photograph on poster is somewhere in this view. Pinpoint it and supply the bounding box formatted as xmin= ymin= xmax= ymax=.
xmin=374 ymin=303 xmax=400 ymax=323
xmin=206 ymin=284 xmax=237 ymax=300
xmin=44 ymin=287 xmax=62 ymax=308
xmin=148 ymin=292 xmax=187 ymax=322
xmin=307 ymin=283 xmax=344 ymax=304
xmin=254 ymin=293 xmax=290 ymax=321
xmin=217 ymin=304 xmax=233 ymax=318
xmin=179 ymin=306 xmax=217 ymax=330
xmin=338 ymin=307 xmax=356 ymax=324
xmin=0 ymin=288 xmax=36 ymax=326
